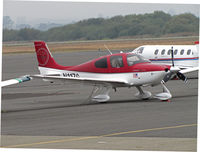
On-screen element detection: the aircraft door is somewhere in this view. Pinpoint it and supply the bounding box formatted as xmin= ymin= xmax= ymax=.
xmin=109 ymin=55 xmax=126 ymax=73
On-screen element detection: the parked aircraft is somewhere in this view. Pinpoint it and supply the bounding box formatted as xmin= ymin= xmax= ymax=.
xmin=1 ymin=41 xmax=197 ymax=102
xmin=132 ymin=41 xmax=199 ymax=69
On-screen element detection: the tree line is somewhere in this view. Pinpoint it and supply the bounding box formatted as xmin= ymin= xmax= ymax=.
xmin=3 ymin=11 xmax=199 ymax=42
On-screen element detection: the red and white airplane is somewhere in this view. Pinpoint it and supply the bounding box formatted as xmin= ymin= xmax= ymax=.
xmin=1 ymin=41 xmax=195 ymax=102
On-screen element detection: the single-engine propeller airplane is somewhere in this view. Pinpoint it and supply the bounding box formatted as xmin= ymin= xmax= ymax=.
xmin=1 ymin=41 xmax=198 ymax=102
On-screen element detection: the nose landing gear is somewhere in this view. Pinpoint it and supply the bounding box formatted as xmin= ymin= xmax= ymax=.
xmin=154 ymin=80 xmax=172 ymax=101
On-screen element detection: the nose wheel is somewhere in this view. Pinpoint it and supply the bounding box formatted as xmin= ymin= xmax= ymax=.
xmin=154 ymin=80 xmax=172 ymax=101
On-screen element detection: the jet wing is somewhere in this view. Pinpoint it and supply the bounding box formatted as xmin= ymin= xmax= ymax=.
xmin=179 ymin=67 xmax=199 ymax=74
xmin=31 ymin=74 xmax=129 ymax=87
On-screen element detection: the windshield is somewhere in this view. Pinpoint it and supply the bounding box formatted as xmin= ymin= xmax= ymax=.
xmin=127 ymin=54 xmax=150 ymax=66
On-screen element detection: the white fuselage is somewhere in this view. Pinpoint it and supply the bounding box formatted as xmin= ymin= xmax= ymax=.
xmin=132 ymin=45 xmax=199 ymax=68
xmin=39 ymin=66 xmax=168 ymax=87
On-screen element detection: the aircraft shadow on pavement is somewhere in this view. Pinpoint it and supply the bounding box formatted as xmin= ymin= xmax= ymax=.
xmin=2 ymin=91 xmax=197 ymax=113
xmin=1 ymin=92 xmax=76 ymax=100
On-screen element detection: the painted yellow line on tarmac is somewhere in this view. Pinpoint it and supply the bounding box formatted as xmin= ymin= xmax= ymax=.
xmin=2 ymin=136 xmax=99 ymax=148
xmin=101 ymin=123 xmax=197 ymax=137
xmin=2 ymin=123 xmax=197 ymax=148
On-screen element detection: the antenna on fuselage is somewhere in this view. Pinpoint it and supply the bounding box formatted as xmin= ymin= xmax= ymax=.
xmin=104 ymin=44 xmax=112 ymax=55
xmin=98 ymin=48 xmax=101 ymax=57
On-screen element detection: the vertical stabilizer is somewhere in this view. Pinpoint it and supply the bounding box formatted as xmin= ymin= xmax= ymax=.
xmin=195 ymin=41 xmax=199 ymax=52
xmin=34 ymin=41 xmax=66 ymax=70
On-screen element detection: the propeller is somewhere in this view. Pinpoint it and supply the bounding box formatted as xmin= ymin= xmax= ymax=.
xmin=171 ymin=46 xmax=174 ymax=67
xmin=163 ymin=47 xmax=187 ymax=83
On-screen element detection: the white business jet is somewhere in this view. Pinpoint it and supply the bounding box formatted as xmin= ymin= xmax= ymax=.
xmin=132 ymin=41 xmax=199 ymax=69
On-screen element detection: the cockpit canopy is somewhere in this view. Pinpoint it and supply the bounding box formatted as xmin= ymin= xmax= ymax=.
xmin=94 ymin=53 xmax=150 ymax=69
xmin=69 ymin=53 xmax=152 ymax=73
xmin=127 ymin=54 xmax=150 ymax=66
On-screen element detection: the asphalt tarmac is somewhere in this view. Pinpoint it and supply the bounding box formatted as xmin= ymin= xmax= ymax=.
xmin=1 ymin=51 xmax=198 ymax=151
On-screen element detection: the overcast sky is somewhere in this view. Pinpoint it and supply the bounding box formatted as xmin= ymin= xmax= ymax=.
xmin=3 ymin=0 xmax=200 ymax=25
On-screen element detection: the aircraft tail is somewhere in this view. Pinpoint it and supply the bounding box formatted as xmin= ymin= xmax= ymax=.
xmin=34 ymin=41 xmax=65 ymax=70
xmin=195 ymin=41 xmax=199 ymax=52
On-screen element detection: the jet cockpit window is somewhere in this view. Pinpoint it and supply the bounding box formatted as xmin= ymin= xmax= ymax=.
xmin=187 ymin=49 xmax=191 ymax=55
xmin=95 ymin=57 xmax=108 ymax=68
xmin=127 ymin=54 xmax=150 ymax=66
xmin=110 ymin=56 xmax=124 ymax=68
xmin=136 ymin=47 xmax=144 ymax=54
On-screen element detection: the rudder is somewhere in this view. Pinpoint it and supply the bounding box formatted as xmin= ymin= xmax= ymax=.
xmin=34 ymin=41 xmax=63 ymax=69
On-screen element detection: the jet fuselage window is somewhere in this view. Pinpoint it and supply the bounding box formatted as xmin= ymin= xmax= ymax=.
xmin=161 ymin=49 xmax=165 ymax=55
xmin=167 ymin=49 xmax=171 ymax=55
xmin=110 ymin=56 xmax=124 ymax=68
xmin=180 ymin=49 xmax=184 ymax=55
xmin=154 ymin=49 xmax=159 ymax=55
xmin=127 ymin=54 xmax=150 ymax=66
xmin=95 ymin=57 xmax=108 ymax=68
xmin=187 ymin=49 xmax=191 ymax=55
xmin=174 ymin=49 xmax=178 ymax=55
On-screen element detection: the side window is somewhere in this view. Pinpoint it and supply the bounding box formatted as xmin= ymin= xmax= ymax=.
xmin=174 ymin=49 xmax=178 ymax=55
xmin=180 ymin=49 xmax=184 ymax=55
xmin=95 ymin=57 xmax=108 ymax=68
xmin=154 ymin=49 xmax=159 ymax=55
xmin=110 ymin=56 xmax=124 ymax=68
xmin=187 ymin=49 xmax=191 ymax=55
xmin=161 ymin=49 xmax=165 ymax=55
xmin=167 ymin=49 xmax=171 ymax=55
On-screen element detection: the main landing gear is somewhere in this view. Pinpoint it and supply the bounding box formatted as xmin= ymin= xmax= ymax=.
xmin=135 ymin=86 xmax=152 ymax=100
xmin=88 ymin=81 xmax=172 ymax=103
xmin=90 ymin=85 xmax=111 ymax=103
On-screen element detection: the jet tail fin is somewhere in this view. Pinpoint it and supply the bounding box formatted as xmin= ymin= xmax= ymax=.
xmin=195 ymin=41 xmax=199 ymax=52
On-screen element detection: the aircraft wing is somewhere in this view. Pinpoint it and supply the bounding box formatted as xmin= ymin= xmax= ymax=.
xmin=1 ymin=74 xmax=128 ymax=87
xmin=1 ymin=76 xmax=31 ymax=87
xmin=179 ymin=67 xmax=199 ymax=74
xmin=31 ymin=74 xmax=129 ymax=87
